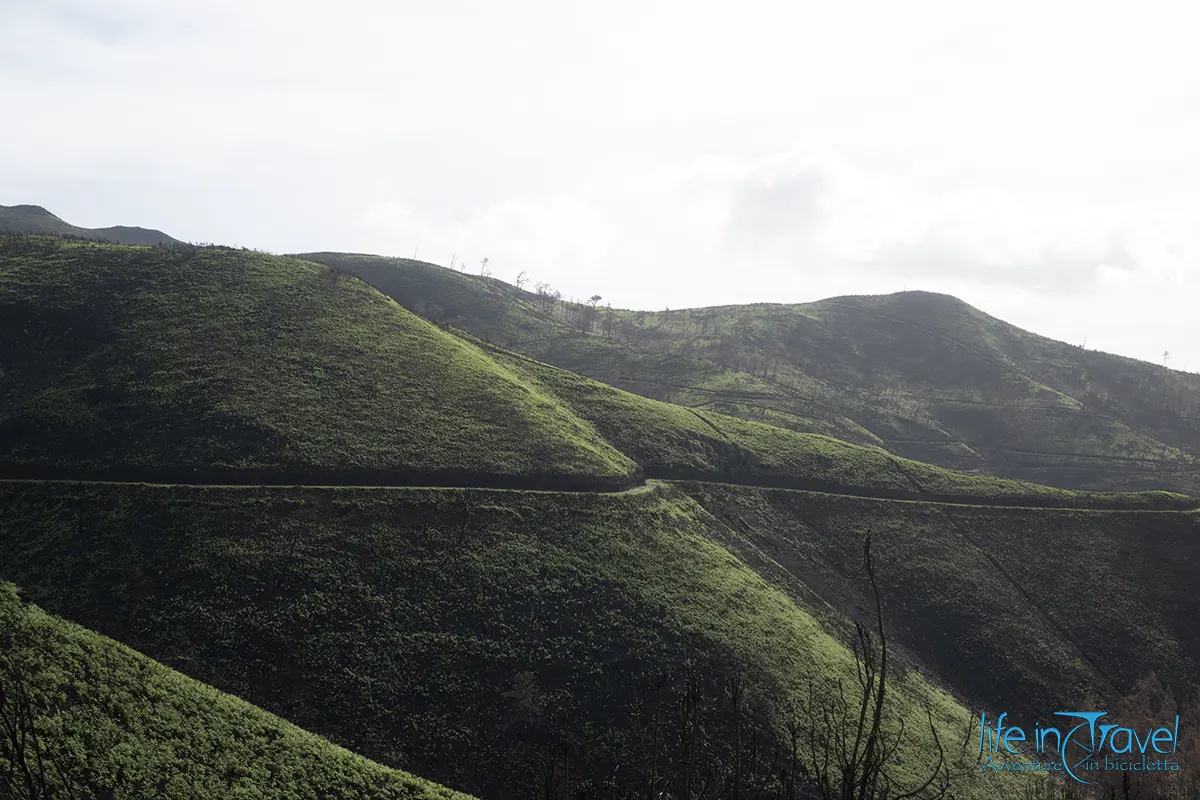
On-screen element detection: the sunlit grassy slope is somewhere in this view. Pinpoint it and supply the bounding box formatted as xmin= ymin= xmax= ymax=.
xmin=0 ymin=482 xmax=1036 ymax=800
xmin=0 ymin=236 xmax=637 ymax=488
xmin=301 ymin=252 xmax=1200 ymax=495
xmin=2 ymin=237 xmax=1191 ymax=510
xmin=679 ymin=483 xmax=1200 ymax=718
xmin=472 ymin=334 xmax=1196 ymax=509
xmin=3 ymin=236 xmax=1191 ymax=798
xmin=0 ymin=583 xmax=471 ymax=800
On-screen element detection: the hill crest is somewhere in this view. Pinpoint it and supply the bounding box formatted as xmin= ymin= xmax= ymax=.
xmin=0 ymin=203 xmax=178 ymax=246
xmin=301 ymin=251 xmax=1200 ymax=497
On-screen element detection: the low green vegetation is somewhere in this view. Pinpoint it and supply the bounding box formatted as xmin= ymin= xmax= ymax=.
xmin=301 ymin=252 xmax=1200 ymax=496
xmin=473 ymin=336 xmax=1196 ymax=509
xmin=5 ymin=236 xmax=1185 ymax=510
xmin=0 ymin=237 xmax=637 ymax=488
xmin=680 ymin=482 xmax=1200 ymax=718
xmin=0 ymin=583 xmax=470 ymax=799
xmin=4 ymin=233 xmax=1197 ymax=799
xmin=0 ymin=480 xmax=1034 ymax=799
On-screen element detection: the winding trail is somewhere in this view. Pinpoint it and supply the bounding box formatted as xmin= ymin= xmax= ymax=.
xmin=2 ymin=474 xmax=1197 ymax=512
xmin=0 ymin=476 xmax=658 ymax=495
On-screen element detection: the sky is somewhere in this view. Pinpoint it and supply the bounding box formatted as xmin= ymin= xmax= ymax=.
xmin=3 ymin=0 xmax=1199 ymax=370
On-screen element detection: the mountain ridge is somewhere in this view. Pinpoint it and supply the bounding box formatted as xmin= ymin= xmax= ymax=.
xmin=0 ymin=203 xmax=178 ymax=246
xmin=301 ymin=251 xmax=1200 ymax=496
xmin=7 ymin=236 xmax=1186 ymax=509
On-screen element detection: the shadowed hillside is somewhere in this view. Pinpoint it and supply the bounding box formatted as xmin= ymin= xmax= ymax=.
xmin=0 ymin=236 xmax=638 ymax=491
xmin=0 ymin=481 xmax=1037 ymax=799
xmin=0 ymin=583 xmax=470 ymax=799
xmin=679 ymin=483 xmax=1200 ymax=719
xmin=7 ymin=478 xmax=1196 ymax=796
xmin=4 ymin=234 xmax=1196 ymax=799
xmin=0 ymin=204 xmax=178 ymax=246
xmin=301 ymin=252 xmax=1200 ymax=496
xmin=7 ymin=236 xmax=1185 ymax=509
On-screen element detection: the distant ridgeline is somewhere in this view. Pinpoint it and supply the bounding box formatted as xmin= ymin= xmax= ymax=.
xmin=299 ymin=252 xmax=1200 ymax=498
xmin=0 ymin=203 xmax=178 ymax=246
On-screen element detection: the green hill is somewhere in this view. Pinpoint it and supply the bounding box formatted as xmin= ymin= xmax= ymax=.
xmin=0 ymin=583 xmax=469 ymax=799
xmin=0 ymin=204 xmax=177 ymax=246
xmin=471 ymin=332 xmax=1194 ymax=509
xmin=2 ymin=236 xmax=1190 ymax=510
xmin=0 ymin=481 xmax=1035 ymax=799
xmin=0 ymin=236 xmax=638 ymax=490
xmin=4 ymin=234 xmax=1196 ymax=798
xmin=301 ymin=253 xmax=1200 ymax=496
xmin=680 ymin=482 xmax=1200 ymax=718
xmin=7 ymin=477 xmax=1195 ymax=797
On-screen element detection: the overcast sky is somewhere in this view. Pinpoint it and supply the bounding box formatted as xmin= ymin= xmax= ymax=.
xmin=4 ymin=0 xmax=1199 ymax=370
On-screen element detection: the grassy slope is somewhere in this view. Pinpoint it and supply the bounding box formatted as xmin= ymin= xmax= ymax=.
xmin=0 ymin=205 xmax=177 ymax=245
xmin=0 ymin=481 xmax=1031 ymax=800
xmin=0 ymin=583 xmax=470 ymax=800
xmin=469 ymin=333 xmax=1195 ymax=510
xmin=6 ymin=236 xmax=1185 ymax=509
xmin=295 ymin=253 xmax=883 ymax=448
xmin=679 ymin=483 xmax=1200 ymax=718
xmin=796 ymin=293 xmax=1200 ymax=482
xmin=0 ymin=237 xmax=637 ymax=488
xmin=301 ymin=253 xmax=1200 ymax=495
xmin=2 ymin=237 xmax=1189 ymax=796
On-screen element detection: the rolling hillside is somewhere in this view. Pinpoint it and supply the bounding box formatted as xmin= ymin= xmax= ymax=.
xmin=1 ymin=236 xmax=1190 ymax=509
xmin=301 ymin=252 xmax=1200 ymax=496
xmin=680 ymin=483 xmax=1200 ymax=718
xmin=6 ymin=477 xmax=1197 ymax=796
xmin=0 ymin=204 xmax=178 ymax=246
xmin=1 ymin=480 xmax=1046 ymax=799
xmin=0 ymin=583 xmax=469 ymax=799
xmin=3 ymin=233 xmax=1196 ymax=798
xmin=0 ymin=236 xmax=638 ymax=490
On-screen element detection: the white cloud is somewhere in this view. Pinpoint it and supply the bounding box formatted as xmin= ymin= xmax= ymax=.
xmin=357 ymin=143 xmax=1200 ymax=369
xmin=3 ymin=0 xmax=1200 ymax=368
